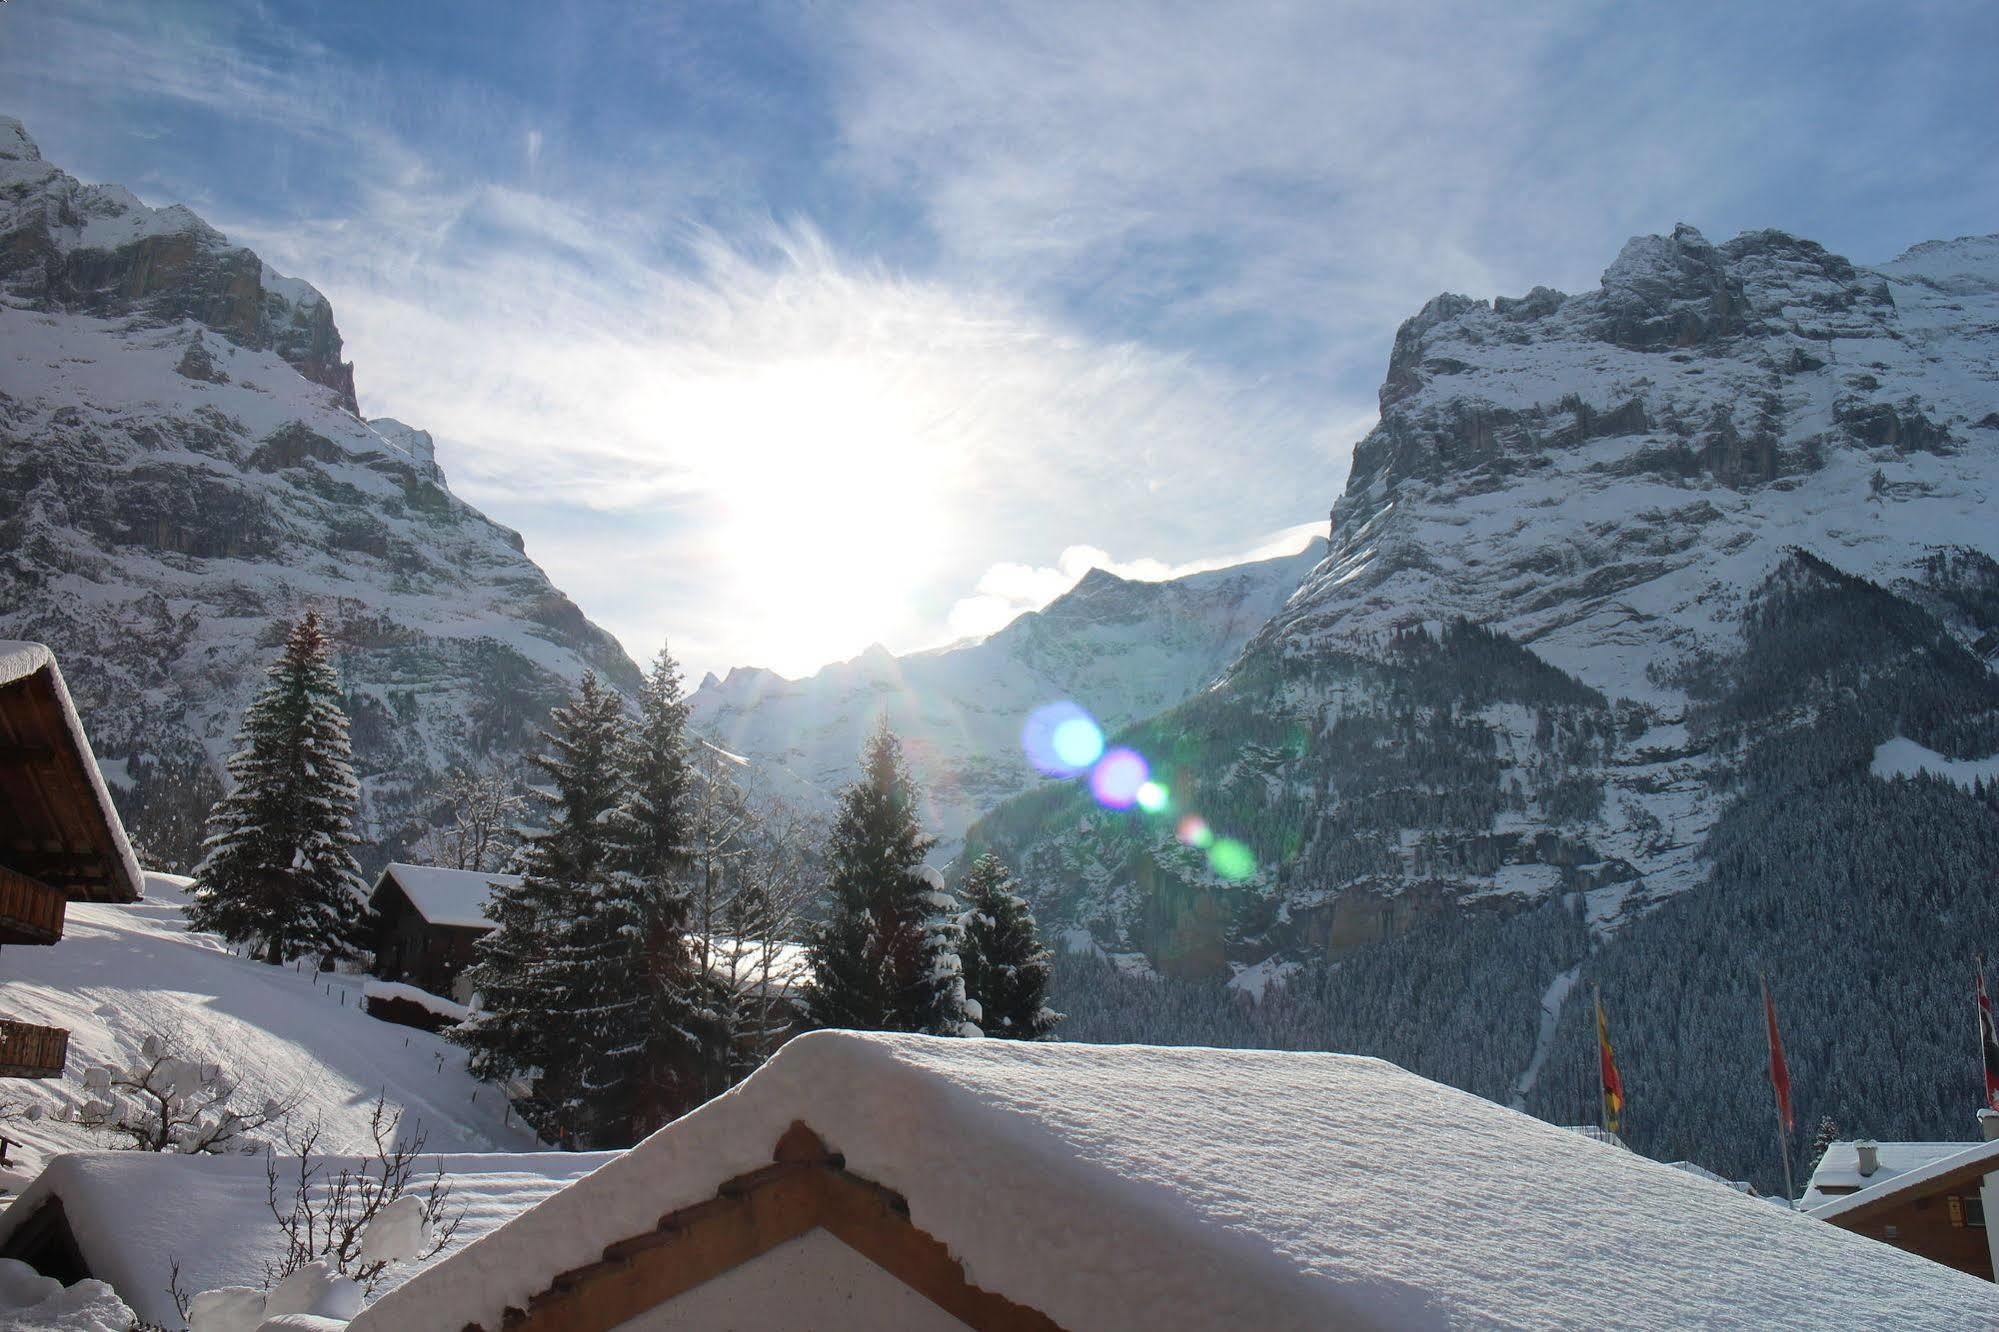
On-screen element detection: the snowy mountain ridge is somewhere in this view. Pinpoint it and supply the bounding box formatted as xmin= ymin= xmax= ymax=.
xmin=971 ymin=222 xmax=1999 ymax=969
xmin=0 ymin=119 xmax=639 ymax=864
xmin=690 ymin=538 xmax=1328 ymax=850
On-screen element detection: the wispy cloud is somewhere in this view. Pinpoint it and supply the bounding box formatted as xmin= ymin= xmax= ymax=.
xmin=6 ymin=0 xmax=1993 ymax=679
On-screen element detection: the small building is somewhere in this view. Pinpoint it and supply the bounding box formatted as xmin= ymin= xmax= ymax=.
xmin=368 ymin=860 xmax=812 ymax=1016
xmin=352 ymin=1033 xmax=1999 ymax=1332
xmin=367 ymin=863 xmax=522 ymax=1003
xmin=0 ymin=1148 xmax=616 ymax=1327
xmin=1807 ymin=1124 xmax=1999 ymax=1281
xmin=0 ymin=642 xmax=143 ymax=1080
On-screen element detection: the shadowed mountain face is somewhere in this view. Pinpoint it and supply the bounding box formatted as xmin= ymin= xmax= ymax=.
xmin=0 ymin=119 xmax=638 ymax=867
xmin=971 ymin=224 xmax=1999 ymax=1190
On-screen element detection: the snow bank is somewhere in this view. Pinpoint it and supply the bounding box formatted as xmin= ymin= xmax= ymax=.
xmin=0 ymin=1264 xmax=130 ymax=1332
xmin=361 ymin=980 xmax=470 ymax=1023
xmin=355 ymin=1032 xmax=1999 ymax=1332
xmin=1870 ymin=736 xmax=1999 ymax=792
xmin=0 ymin=1149 xmax=613 ymax=1327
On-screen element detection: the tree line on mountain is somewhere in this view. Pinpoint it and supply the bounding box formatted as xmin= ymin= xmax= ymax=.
xmin=1047 ymin=553 xmax=1999 ymax=1196
xmin=184 ymin=612 xmax=1059 ymax=1148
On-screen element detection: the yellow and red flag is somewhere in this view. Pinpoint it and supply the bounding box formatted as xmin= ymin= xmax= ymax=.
xmin=1596 ymin=991 xmax=1624 ymax=1134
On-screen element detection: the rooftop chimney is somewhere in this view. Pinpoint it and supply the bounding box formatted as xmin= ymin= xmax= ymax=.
xmin=1981 ymin=1109 xmax=1999 ymax=1142
xmin=1855 ymin=1141 xmax=1881 ymax=1177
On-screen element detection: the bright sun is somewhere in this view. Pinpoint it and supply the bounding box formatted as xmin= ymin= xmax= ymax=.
xmin=663 ymin=355 xmax=954 ymax=676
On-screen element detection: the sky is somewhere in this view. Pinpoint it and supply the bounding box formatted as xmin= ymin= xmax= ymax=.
xmin=3 ymin=1 xmax=1995 ymax=680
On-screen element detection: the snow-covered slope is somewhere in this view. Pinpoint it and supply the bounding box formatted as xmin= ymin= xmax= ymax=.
xmin=0 ymin=875 xmax=538 ymax=1188
xmin=0 ymin=119 xmax=638 ymax=866
xmin=689 ymin=539 xmax=1325 ymax=850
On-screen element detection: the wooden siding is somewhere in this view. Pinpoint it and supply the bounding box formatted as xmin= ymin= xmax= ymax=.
xmin=369 ymin=879 xmax=485 ymax=1000
xmin=484 ymin=1122 xmax=1065 ymax=1332
xmin=0 ymin=865 xmax=65 ymax=945
xmin=0 ymin=1020 xmax=69 ymax=1079
xmin=0 ymin=667 xmax=138 ymax=902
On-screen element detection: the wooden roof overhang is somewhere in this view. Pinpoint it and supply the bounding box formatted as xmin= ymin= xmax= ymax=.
xmin=1816 ymin=1145 xmax=1999 ymax=1230
xmin=483 ymin=1121 xmax=1065 ymax=1332
xmin=0 ymin=654 xmax=142 ymax=907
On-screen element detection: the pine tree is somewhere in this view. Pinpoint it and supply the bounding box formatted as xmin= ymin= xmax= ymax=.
xmin=803 ymin=725 xmax=968 ymax=1035
xmin=600 ymin=645 xmax=706 ymax=1139
xmin=958 ymin=854 xmax=1060 ymax=1040
xmin=189 ymin=611 xmax=368 ymax=964
xmin=452 ymin=671 xmax=631 ymax=1144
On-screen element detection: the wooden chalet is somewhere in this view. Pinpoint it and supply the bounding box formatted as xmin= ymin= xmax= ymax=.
xmin=0 ymin=642 xmax=143 ymax=1080
xmin=1807 ymin=1123 xmax=1999 ymax=1281
xmin=368 ymin=862 xmax=520 ymax=1002
xmin=351 ymin=1033 xmax=1999 ymax=1332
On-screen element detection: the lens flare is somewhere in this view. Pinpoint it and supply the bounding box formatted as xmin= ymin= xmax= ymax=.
xmin=1053 ymin=717 xmax=1106 ymax=770
xmin=1089 ymin=748 xmax=1150 ymax=808
xmin=1022 ymin=702 xmax=1105 ymax=776
xmin=1134 ymin=780 xmax=1170 ymax=814
xmin=1208 ymin=838 xmax=1257 ymax=881
xmin=1176 ymin=814 xmax=1214 ymax=849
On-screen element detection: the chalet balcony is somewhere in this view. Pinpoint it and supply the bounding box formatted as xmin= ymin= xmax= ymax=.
xmin=0 ymin=865 xmax=65 ymax=945
xmin=0 ymin=1020 xmax=68 ymax=1079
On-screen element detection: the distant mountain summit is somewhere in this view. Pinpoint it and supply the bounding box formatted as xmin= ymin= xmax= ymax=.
xmin=0 ymin=119 xmax=638 ymax=864
xmin=689 ymin=538 xmax=1328 ymax=850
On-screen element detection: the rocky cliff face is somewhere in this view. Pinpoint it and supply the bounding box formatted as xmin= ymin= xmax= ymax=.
xmin=972 ymin=223 xmax=1998 ymax=976
xmin=976 ymin=223 xmax=1999 ymax=1190
xmin=689 ymin=539 xmax=1327 ymax=852
xmin=0 ymin=120 xmax=638 ymax=867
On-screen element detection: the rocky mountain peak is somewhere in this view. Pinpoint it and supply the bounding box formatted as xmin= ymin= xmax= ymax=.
xmin=0 ymin=118 xmax=358 ymax=414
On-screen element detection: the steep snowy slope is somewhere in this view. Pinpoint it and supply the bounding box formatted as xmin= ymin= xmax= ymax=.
xmin=0 ymin=875 xmax=538 ymax=1189
xmin=689 ymin=538 xmax=1325 ymax=849
xmin=0 ymin=120 xmax=638 ymax=865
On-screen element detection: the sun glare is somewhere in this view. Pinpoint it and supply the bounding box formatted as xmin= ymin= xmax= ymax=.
xmin=662 ymin=356 xmax=953 ymax=676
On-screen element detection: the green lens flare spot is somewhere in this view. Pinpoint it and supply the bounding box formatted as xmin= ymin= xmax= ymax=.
xmin=1208 ymin=838 xmax=1256 ymax=881
xmin=1135 ymin=780 xmax=1169 ymax=813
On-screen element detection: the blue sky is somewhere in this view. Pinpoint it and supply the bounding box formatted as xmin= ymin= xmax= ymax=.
xmin=4 ymin=0 xmax=1995 ymax=677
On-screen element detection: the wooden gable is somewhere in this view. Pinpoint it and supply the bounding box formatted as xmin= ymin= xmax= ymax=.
xmin=0 ymin=660 xmax=140 ymax=905
xmin=485 ymin=1122 xmax=1065 ymax=1332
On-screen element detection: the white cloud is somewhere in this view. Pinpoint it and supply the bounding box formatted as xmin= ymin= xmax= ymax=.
xmin=944 ymin=521 xmax=1328 ymax=642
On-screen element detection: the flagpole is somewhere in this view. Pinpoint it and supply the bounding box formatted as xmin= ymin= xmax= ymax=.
xmin=1763 ymin=973 xmax=1796 ymax=1205
xmin=1595 ymin=984 xmax=1611 ymax=1136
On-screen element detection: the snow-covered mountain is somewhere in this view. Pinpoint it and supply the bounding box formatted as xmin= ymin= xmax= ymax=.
xmin=975 ymin=225 xmax=1999 ymax=1187
xmin=977 ymin=223 xmax=1999 ymax=964
xmin=689 ymin=539 xmax=1327 ymax=850
xmin=0 ymin=119 xmax=638 ymax=865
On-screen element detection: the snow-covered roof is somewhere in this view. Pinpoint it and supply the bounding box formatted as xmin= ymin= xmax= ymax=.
xmin=373 ymin=863 xmax=522 ymax=929
xmin=355 ymin=1033 xmax=1999 ymax=1332
xmin=0 ymin=641 xmax=143 ymax=903
xmin=1808 ymin=1139 xmax=1999 ymax=1223
xmin=1800 ymin=1139 xmax=1977 ymax=1208
xmin=0 ymin=1149 xmax=615 ymax=1327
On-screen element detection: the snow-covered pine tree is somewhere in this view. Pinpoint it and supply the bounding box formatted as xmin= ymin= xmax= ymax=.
xmin=802 ymin=725 xmax=969 ymax=1036
xmin=597 ymin=645 xmax=707 ymax=1139
xmin=188 ymin=611 xmax=368 ymax=964
xmin=451 ymin=671 xmax=631 ymax=1145
xmin=957 ymin=853 xmax=1060 ymax=1040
